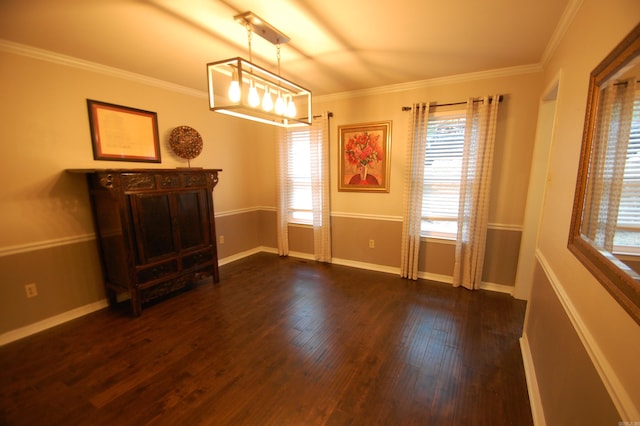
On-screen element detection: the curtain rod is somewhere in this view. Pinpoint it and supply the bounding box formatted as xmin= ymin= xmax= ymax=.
xmin=308 ymin=112 xmax=333 ymax=119
xmin=300 ymin=112 xmax=333 ymax=121
xmin=401 ymin=95 xmax=503 ymax=111
xmin=613 ymin=80 xmax=640 ymax=86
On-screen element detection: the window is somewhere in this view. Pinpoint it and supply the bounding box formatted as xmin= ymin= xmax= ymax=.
xmin=286 ymin=128 xmax=313 ymax=224
xmin=614 ymin=89 xmax=640 ymax=251
xmin=421 ymin=109 xmax=466 ymax=238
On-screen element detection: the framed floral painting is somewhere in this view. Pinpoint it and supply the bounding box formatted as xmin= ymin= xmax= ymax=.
xmin=338 ymin=121 xmax=392 ymax=192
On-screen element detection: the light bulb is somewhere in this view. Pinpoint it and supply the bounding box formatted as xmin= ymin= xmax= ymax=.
xmin=228 ymin=71 xmax=241 ymax=103
xmin=262 ymin=88 xmax=273 ymax=112
xmin=287 ymin=96 xmax=297 ymax=118
xmin=248 ymin=80 xmax=260 ymax=107
xmin=275 ymin=92 xmax=285 ymax=115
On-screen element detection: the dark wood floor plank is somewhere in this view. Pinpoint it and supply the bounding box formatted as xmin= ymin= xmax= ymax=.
xmin=0 ymin=253 xmax=532 ymax=425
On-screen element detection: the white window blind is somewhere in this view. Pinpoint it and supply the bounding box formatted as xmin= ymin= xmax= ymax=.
xmin=614 ymin=88 xmax=640 ymax=249
xmin=421 ymin=109 xmax=466 ymax=238
xmin=287 ymin=128 xmax=313 ymax=224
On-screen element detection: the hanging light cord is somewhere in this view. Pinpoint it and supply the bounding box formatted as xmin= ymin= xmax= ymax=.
xmin=276 ymin=43 xmax=281 ymax=76
xmin=246 ymin=23 xmax=253 ymax=63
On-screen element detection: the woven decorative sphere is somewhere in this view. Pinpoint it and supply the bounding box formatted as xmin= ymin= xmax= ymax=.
xmin=169 ymin=126 xmax=203 ymax=160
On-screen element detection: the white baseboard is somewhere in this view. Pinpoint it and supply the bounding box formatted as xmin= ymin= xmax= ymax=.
xmin=420 ymin=271 xmax=515 ymax=295
xmin=287 ymin=250 xmax=316 ymax=261
xmin=218 ymin=246 xmax=271 ymax=266
xmin=0 ymin=299 xmax=109 ymax=346
xmin=418 ymin=271 xmax=454 ymax=284
xmin=520 ymin=334 xmax=546 ymax=426
xmin=1 ymin=249 xmax=277 ymax=346
xmin=268 ymin=248 xmax=515 ymax=295
xmin=1 ymin=248 xmax=518 ymax=346
xmin=480 ymin=281 xmax=515 ymax=295
xmin=331 ymin=257 xmax=400 ymax=275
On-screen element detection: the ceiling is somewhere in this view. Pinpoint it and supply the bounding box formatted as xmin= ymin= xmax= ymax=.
xmin=0 ymin=0 xmax=571 ymax=96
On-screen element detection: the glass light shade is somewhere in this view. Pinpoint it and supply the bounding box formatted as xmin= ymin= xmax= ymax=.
xmin=275 ymin=92 xmax=285 ymax=115
xmin=287 ymin=96 xmax=297 ymax=118
xmin=228 ymin=71 xmax=241 ymax=103
xmin=248 ymin=80 xmax=260 ymax=107
xmin=207 ymin=57 xmax=312 ymax=127
xmin=262 ymin=89 xmax=273 ymax=112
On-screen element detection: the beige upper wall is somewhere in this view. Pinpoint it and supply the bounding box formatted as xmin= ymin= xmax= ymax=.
xmin=535 ymin=0 xmax=640 ymax=416
xmin=314 ymin=71 xmax=543 ymax=225
xmin=0 ymin=39 xmax=542 ymax=251
xmin=0 ymin=48 xmax=274 ymax=248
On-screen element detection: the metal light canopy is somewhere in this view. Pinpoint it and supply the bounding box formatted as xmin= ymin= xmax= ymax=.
xmin=234 ymin=11 xmax=289 ymax=45
xmin=207 ymin=12 xmax=312 ymax=127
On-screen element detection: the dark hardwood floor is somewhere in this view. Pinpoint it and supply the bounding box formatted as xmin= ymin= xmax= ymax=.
xmin=0 ymin=253 xmax=532 ymax=425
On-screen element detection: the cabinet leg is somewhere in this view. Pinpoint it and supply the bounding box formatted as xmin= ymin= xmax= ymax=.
xmin=130 ymin=290 xmax=142 ymax=317
xmin=106 ymin=289 xmax=118 ymax=307
xmin=213 ymin=264 xmax=220 ymax=283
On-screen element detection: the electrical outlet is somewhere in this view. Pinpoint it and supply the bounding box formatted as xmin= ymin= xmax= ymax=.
xmin=219 ymin=235 xmax=225 ymax=244
xmin=25 ymin=283 xmax=38 ymax=298
xmin=369 ymin=239 xmax=375 ymax=249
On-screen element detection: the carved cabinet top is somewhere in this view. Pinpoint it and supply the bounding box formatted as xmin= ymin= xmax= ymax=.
xmin=67 ymin=168 xmax=222 ymax=192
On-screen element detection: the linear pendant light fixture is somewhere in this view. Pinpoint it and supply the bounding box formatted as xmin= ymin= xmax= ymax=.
xmin=207 ymin=12 xmax=312 ymax=127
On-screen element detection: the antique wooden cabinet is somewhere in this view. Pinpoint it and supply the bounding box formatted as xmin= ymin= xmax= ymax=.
xmin=72 ymin=169 xmax=221 ymax=316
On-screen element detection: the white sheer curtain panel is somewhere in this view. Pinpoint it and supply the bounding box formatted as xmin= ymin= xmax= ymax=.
xmin=400 ymin=103 xmax=429 ymax=279
xmin=582 ymin=80 xmax=637 ymax=251
xmin=311 ymin=113 xmax=332 ymax=262
xmin=453 ymin=96 xmax=500 ymax=290
xmin=276 ymin=128 xmax=289 ymax=256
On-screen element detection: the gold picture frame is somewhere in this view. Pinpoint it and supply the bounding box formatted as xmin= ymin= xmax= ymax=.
xmin=87 ymin=99 xmax=161 ymax=163
xmin=338 ymin=121 xmax=392 ymax=192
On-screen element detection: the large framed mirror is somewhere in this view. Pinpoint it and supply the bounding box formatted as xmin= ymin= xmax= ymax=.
xmin=569 ymin=23 xmax=640 ymax=326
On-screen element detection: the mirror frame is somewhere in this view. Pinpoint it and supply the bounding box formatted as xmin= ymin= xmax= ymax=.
xmin=568 ymin=23 xmax=640 ymax=326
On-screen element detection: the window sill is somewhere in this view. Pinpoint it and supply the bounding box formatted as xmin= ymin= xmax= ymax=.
xmin=421 ymin=235 xmax=456 ymax=245
xmin=612 ymin=249 xmax=640 ymax=259
xmin=288 ymin=222 xmax=313 ymax=228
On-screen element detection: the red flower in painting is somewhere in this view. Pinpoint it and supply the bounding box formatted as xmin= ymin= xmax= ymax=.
xmin=344 ymin=132 xmax=383 ymax=167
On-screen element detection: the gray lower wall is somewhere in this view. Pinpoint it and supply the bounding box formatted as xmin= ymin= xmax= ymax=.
xmin=214 ymin=210 xmax=262 ymax=259
xmin=525 ymin=260 xmax=619 ymax=425
xmin=1 ymin=209 xmax=523 ymax=339
xmin=0 ymin=239 xmax=105 ymax=334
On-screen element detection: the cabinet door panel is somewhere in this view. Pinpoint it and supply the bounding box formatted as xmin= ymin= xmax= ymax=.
xmin=132 ymin=193 xmax=176 ymax=262
xmin=176 ymin=190 xmax=209 ymax=250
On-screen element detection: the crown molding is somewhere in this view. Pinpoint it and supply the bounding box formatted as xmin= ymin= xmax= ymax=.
xmin=0 ymin=39 xmax=207 ymax=99
xmin=2 ymin=38 xmax=547 ymax=105
xmin=314 ymin=63 xmax=543 ymax=103
xmin=540 ymin=0 xmax=584 ymax=65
